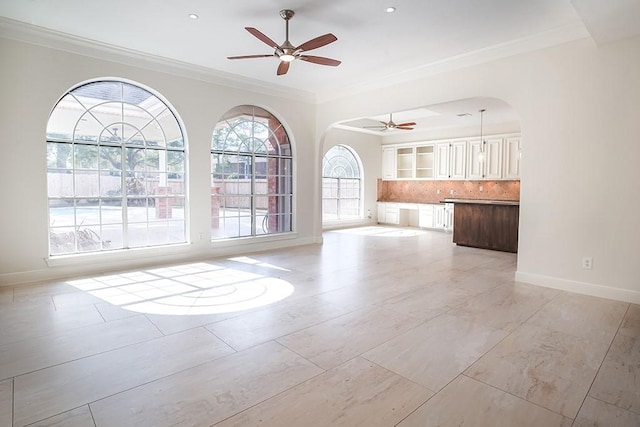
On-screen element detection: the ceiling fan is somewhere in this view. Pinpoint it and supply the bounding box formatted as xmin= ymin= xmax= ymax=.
xmin=365 ymin=113 xmax=417 ymax=131
xmin=227 ymin=9 xmax=341 ymax=76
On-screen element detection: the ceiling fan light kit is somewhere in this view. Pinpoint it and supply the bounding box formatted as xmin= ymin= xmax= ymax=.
xmin=227 ymin=9 xmax=341 ymax=76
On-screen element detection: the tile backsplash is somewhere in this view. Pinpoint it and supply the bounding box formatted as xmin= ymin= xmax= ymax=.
xmin=378 ymin=179 xmax=520 ymax=203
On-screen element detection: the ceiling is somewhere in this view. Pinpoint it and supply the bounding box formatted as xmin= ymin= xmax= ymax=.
xmin=1 ymin=0 xmax=639 ymax=133
xmin=335 ymin=97 xmax=521 ymax=137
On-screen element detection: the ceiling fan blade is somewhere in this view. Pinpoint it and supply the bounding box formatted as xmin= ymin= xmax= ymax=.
xmin=396 ymin=126 xmax=415 ymax=130
xmin=298 ymin=55 xmax=341 ymax=67
xmin=245 ymin=27 xmax=280 ymax=49
xmin=277 ymin=61 xmax=290 ymax=76
xmin=227 ymin=54 xmax=276 ymax=60
xmin=396 ymin=122 xmax=417 ymax=127
xmin=363 ymin=126 xmax=386 ymax=129
xmin=297 ymin=33 xmax=337 ymax=52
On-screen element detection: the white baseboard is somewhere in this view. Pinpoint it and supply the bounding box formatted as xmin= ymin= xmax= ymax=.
xmin=322 ymin=219 xmax=372 ymax=231
xmin=516 ymin=271 xmax=640 ymax=304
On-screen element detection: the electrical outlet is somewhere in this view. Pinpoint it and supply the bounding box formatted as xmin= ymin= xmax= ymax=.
xmin=582 ymin=257 xmax=593 ymax=270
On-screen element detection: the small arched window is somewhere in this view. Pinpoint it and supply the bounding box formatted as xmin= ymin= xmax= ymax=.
xmin=46 ymin=80 xmax=187 ymax=255
xmin=211 ymin=106 xmax=293 ymax=239
xmin=322 ymin=145 xmax=362 ymax=221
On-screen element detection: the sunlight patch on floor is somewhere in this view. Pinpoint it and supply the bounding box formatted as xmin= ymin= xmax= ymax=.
xmin=228 ymin=256 xmax=291 ymax=271
xmin=66 ymin=262 xmax=294 ymax=315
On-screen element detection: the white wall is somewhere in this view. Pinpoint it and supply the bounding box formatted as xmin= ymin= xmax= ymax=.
xmin=3 ymin=32 xmax=640 ymax=304
xmin=0 ymin=37 xmax=320 ymax=285
xmin=317 ymin=35 xmax=640 ymax=303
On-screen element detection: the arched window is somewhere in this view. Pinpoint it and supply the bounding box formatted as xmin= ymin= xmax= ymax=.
xmin=322 ymin=145 xmax=362 ymax=221
xmin=211 ymin=106 xmax=293 ymax=239
xmin=47 ymin=80 xmax=187 ymax=255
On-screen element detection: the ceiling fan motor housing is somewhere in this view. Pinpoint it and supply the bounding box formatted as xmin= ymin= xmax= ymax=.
xmin=227 ymin=9 xmax=341 ymax=75
xmin=280 ymin=9 xmax=295 ymax=20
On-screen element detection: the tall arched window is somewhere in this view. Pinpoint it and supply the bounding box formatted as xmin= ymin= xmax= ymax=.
xmin=211 ymin=106 xmax=293 ymax=239
xmin=47 ymin=80 xmax=187 ymax=255
xmin=322 ymin=145 xmax=362 ymax=221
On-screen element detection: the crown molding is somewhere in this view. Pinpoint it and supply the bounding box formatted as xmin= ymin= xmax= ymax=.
xmin=0 ymin=16 xmax=591 ymax=106
xmin=0 ymin=17 xmax=316 ymax=104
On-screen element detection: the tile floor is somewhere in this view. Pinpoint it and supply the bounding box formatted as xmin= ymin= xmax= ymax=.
xmin=0 ymin=226 xmax=638 ymax=426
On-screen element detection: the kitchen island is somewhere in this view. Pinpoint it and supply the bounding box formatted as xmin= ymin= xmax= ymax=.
xmin=445 ymin=199 xmax=520 ymax=253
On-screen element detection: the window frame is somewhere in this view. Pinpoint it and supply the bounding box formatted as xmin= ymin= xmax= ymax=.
xmin=46 ymin=78 xmax=188 ymax=256
xmin=322 ymin=144 xmax=363 ymax=222
xmin=211 ymin=105 xmax=294 ymax=240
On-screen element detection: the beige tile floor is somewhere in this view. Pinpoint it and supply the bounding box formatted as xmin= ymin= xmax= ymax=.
xmin=0 ymin=225 xmax=638 ymax=426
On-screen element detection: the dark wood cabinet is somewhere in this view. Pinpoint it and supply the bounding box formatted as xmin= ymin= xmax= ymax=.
xmin=452 ymin=202 xmax=519 ymax=253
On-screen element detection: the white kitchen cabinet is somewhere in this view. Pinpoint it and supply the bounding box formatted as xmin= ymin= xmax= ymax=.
xmin=445 ymin=203 xmax=454 ymax=232
xmin=415 ymin=145 xmax=435 ymax=179
xmin=386 ymin=204 xmax=400 ymax=224
xmin=503 ymin=137 xmax=521 ymax=179
xmin=467 ymin=139 xmax=484 ymax=180
xmin=484 ymin=138 xmax=503 ymax=179
xmin=467 ymin=138 xmax=503 ymax=179
xmin=418 ymin=204 xmax=435 ymax=228
xmin=387 ymin=144 xmax=435 ymax=180
xmin=378 ymin=202 xmax=452 ymax=230
xmin=377 ymin=203 xmax=404 ymax=225
xmin=436 ymin=141 xmax=467 ymax=180
xmin=396 ymin=147 xmax=414 ymax=179
xmin=433 ymin=203 xmax=454 ymax=231
xmin=383 ymin=134 xmax=520 ymax=182
xmin=434 ymin=205 xmax=445 ymax=230
xmin=377 ymin=203 xmax=386 ymax=223
xmin=449 ymin=141 xmax=467 ymax=179
xmin=381 ymin=146 xmax=396 ymax=180
xmin=435 ymin=143 xmax=450 ymax=180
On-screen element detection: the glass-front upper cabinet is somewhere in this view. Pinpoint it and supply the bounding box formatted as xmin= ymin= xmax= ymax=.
xmin=385 ymin=144 xmax=435 ymax=180
xmin=396 ymin=147 xmax=414 ymax=179
xmin=415 ymin=145 xmax=434 ymax=179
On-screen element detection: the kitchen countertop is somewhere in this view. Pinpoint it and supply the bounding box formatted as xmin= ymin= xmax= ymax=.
xmin=377 ymin=199 xmax=520 ymax=206
xmin=444 ymin=198 xmax=520 ymax=206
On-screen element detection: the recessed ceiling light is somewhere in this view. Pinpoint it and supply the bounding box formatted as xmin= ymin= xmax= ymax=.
xmin=386 ymin=7 xmax=396 ymax=13
xmin=188 ymin=13 xmax=199 ymax=20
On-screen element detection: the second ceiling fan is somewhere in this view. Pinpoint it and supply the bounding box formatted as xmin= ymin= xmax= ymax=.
xmin=227 ymin=9 xmax=341 ymax=76
xmin=365 ymin=113 xmax=417 ymax=131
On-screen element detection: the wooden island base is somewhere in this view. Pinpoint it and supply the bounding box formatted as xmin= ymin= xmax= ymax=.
xmin=450 ymin=201 xmax=519 ymax=253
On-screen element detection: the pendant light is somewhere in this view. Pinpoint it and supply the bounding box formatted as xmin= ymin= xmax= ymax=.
xmin=478 ymin=109 xmax=486 ymax=163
